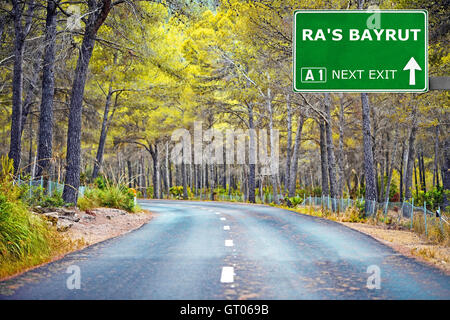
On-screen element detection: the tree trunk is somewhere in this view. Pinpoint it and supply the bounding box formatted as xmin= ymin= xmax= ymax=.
xmin=433 ymin=125 xmax=440 ymax=187
xmin=21 ymin=50 xmax=41 ymax=141
xmin=9 ymin=0 xmax=35 ymax=174
xmin=127 ymin=159 xmax=132 ymax=188
xmin=285 ymin=94 xmax=292 ymax=193
xmin=399 ymin=142 xmax=405 ymax=201
xmin=92 ymin=86 xmax=113 ymax=179
xmin=150 ymin=144 xmax=160 ymax=199
xmin=404 ymin=106 xmax=418 ymax=200
xmin=248 ymin=104 xmax=256 ymax=203
xmin=384 ymin=129 xmax=399 ymax=204
xmin=319 ymin=119 xmax=329 ymax=196
xmin=266 ymin=85 xmax=279 ymax=204
xmin=361 ymin=93 xmax=377 ymax=213
xmin=337 ymin=96 xmax=346 ymax=197
xmin=420 ymin=151 xmax=426 ymax=192
xmin=36 ymin=0 xmax=57 ymax=180
xmin=324 ymin=93 xmax=338 ymax=202
xmin=414 ymin=159 xmax=419 ymax=197
xmin=442 ymin=139 xmax=450 ymax=210
xmin=63 ymin=0 xmax=113 ymax=204
xmin=288 ymin=114 xmax=305 ymax=197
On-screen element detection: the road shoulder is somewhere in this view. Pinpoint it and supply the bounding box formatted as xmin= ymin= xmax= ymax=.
xmin=338 ymin=221 xmax=450 ymax=275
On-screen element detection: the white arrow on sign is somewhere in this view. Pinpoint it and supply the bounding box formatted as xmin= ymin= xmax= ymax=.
xmin=403 ymin=57 xmax=422 ymax=86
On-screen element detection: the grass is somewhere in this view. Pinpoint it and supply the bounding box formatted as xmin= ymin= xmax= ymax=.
xmin=273 ymin=201 xmax=449 ymax=246
xmin=0 ymin=156 xmax=79 ymax=279
xmin=77 ymin=184 xmax=139 ymax=213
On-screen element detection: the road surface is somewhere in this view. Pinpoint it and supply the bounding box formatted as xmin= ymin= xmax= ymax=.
xmin=1 ymin=200 xmax=449 ymax=299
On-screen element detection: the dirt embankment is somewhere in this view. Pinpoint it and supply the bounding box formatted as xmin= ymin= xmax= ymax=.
xmin=0 ymin=207 xmax=152 ymax=282
xmin=66 ymin=207 xmax=153 ymax=246
xmin=340 ymin=222 xmax=450 ymax=275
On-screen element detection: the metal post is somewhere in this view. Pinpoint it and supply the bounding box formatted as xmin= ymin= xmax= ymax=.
xmin=423 ymin=201 xmax=428 ymax=237
xmin=384 ymin=199 xmax=388 ymax=218
xmin=410 ymin=198 xmax=414 ymax=229
xmin=438 ymin=207 xmax=444 ymax=233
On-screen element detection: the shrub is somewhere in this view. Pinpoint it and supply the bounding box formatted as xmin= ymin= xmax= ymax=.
xmin=18 ymin=183 xmax=65 ymax=208
xmin=169 ymin=186 xmax=184 ymax=199
xmin=77 ymin=184 xmax=137 ymax=212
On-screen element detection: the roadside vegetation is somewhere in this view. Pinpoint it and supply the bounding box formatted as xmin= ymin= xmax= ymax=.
xmin=0 ymin=157 xmax=78 ymax=279
xmin=77 ymin=176 xmax=140 ymax=213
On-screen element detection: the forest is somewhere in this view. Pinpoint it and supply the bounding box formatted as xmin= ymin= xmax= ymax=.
xmin=0 ymin=0 xmax=449 ymax=214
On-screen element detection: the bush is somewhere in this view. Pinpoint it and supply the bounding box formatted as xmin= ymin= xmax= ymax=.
xmin=77 ymin=184 xmax=137 ymax=212
xmin=413 ymin=186 xmax=444 ymax=210
xmin=18 ymin=183 xmax=65 ymax=208
xmin=285 ymin=196 xmax=303 ymax=208
xmin=169 ymin=186 xmax=184 ymax=199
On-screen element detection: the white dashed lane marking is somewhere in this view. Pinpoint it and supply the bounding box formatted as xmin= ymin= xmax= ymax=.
xmin=223 ymin=226 xmax=230 ymax=230
xmin=220 ymin=267 xmax=234 ymax=283
xmin=220 ymin=217 xmax=226 ymax=221
xmin=225 ymin=239 xmax=234 ymax=247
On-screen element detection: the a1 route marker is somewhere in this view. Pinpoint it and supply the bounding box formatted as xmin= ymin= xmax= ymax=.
xmin=293 ymin=10 xmax=428 ymax=92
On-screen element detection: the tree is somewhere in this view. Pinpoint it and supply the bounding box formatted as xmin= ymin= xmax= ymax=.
xmin=36 ymin=0 xmax=58 ymax=180
xmin=63 ymin=0 xmax=116 ymax=203
xmin=9 ymin=0 xmax=35 ymax=174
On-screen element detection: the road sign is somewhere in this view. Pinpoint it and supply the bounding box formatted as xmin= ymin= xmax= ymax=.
xmin=293 ymin=10 xmax=428 ymax=92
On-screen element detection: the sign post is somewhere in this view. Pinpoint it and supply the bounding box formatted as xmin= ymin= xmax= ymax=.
xmin=293 ymin=10 xmax=428 ymax=92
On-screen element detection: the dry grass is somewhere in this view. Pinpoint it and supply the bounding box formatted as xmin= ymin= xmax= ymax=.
xmin=278 ymin=204 xmax=450 ymax=274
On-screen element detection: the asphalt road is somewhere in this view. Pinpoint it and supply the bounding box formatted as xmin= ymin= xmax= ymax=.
xmin=1 ymin=200 xmax=449 ymax=299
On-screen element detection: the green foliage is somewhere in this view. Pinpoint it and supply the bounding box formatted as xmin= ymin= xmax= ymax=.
xmin=413 ymin=186 xmax=444 ymax=210
xmin=169 ymin=186 xmax=184 ymax=199
xmin=77 ymin=184 xmax=137 ymax=212
xmin=95 ymin=175 xmax=107 ymax=190
xmin=285 ymin=195 xmax=303 ymax=208
xmin=0 ymin=156 xmax=73 ymax=278
xmin=18 ymin=184 xmax=65 ymax=208
xmin=355 ymin=199 xmax=365 ymax=214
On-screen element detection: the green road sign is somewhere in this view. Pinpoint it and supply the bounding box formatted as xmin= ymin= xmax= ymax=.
xmin=293 ymin=10 xmax=428 ymax=92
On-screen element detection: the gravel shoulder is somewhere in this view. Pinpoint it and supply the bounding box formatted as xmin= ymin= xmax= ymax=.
xmin=339 ymin=221 xmax=450 ymax=275
xmin=66 ymin=208 xmax=153 ymax=246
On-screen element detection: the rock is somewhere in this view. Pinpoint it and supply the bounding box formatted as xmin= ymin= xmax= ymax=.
xmin=106 ymin=215 xmax=112 ymax=220
xmin=82 ymin=214 xmax=95 ymax=222
xmin=56 ymin=207 xmax=77 ymax=216
xmin=57 ymin=220 xmax=73 ymax=232
xmin=42 ymin=212 xmax=59 ymax=226
xmin=59 ymin=213 xmax=80 ymax=223
xmin=34 ymin=206 xmax=44 ymax=213
xmin=85 ymin=209 xmax=97 ymax=216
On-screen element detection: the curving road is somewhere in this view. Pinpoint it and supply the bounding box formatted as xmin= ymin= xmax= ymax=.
xmin=1 ymin=200 xmax=449 ymax=299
